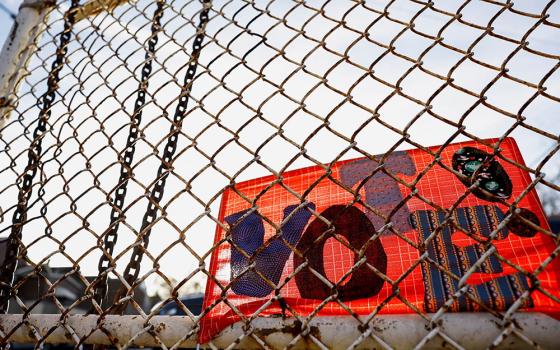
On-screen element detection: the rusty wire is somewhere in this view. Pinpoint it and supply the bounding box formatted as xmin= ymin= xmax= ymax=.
xmin=0 ymin=0 xmax=558 ymax=349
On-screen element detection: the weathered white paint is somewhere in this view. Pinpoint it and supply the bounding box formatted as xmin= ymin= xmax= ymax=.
xmin=0 ymin=313 xmax=558 ymax=349
xmin=0 ymin=0 xmax=53 ymax=130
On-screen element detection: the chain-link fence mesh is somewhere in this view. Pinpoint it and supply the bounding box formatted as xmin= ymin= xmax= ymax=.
xmin=0 ymin=0 xmax=559 ymax=348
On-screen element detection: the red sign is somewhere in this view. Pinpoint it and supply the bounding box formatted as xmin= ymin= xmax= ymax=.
xmin=200 ymin=138 xmax=559 ymax=342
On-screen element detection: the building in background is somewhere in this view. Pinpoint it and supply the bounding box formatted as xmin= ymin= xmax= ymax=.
xmin=0 ymin=238 xmax=155 ymax=315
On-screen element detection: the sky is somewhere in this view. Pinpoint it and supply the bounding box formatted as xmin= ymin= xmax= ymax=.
xmin=0 ymin=0 xmax=559 ymax=299
xmin=0 ymin=0 xmax=18 ymax=38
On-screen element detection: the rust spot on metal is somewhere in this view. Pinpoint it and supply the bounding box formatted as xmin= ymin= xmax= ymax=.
xmin=309 ymin=325 xmax=320 ymax=339
xmin=255 ymin=320 xmax=321 ymax=341
xmin=105 ymin=330 xmax=119 ymax=346
xmin=358 ymin=322 xmax=384 ymax=334
xmin=8 ymin=22 xmax=18 ymax=44
xmin=255 ymin=320 xmax=303 ymax=337
xmin=154 ymin=322 xmax=166 ymax=333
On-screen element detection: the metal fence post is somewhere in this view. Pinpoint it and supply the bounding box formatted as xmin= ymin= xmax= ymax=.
xmin=0 ymin=0 xmax=54 ymax=130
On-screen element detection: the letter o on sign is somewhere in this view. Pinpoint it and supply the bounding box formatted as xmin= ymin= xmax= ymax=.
xmin=294 ymin=205 xmax=387 ymax=301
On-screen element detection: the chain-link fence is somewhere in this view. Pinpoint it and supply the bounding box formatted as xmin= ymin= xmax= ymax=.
xmin=0 ymin=0 xmax=559 ymax=348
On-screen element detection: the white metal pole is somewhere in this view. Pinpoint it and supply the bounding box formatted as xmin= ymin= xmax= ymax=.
xmin=0 ymin=313 xmax=558 ymax=349
xmin=0 ymin=0 xmax=53 ymax=130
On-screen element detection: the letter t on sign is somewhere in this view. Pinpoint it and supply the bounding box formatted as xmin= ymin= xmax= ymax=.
xmin=340 ymin=152 xmax=416 ymax=234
